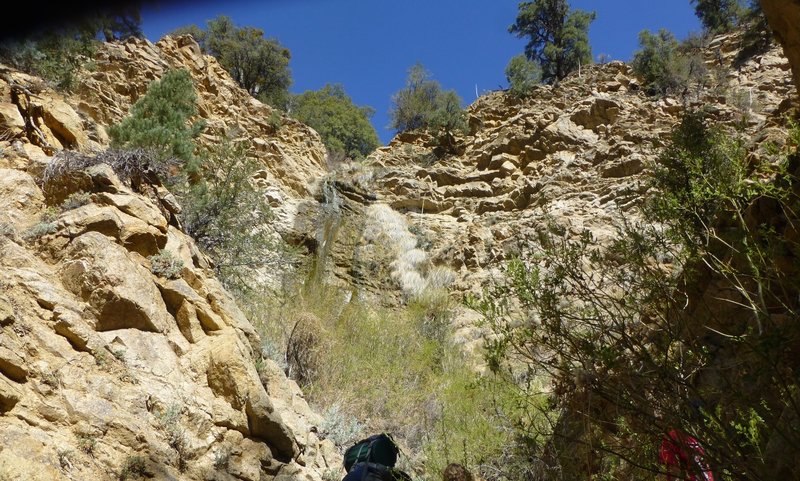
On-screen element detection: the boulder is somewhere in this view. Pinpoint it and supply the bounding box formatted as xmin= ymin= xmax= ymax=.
xmin=60 ymin=232 xmax=170 ymax=332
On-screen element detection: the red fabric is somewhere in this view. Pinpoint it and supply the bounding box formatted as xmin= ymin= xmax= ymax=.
xmin=659 ymin=429 xmax=715 ymax=481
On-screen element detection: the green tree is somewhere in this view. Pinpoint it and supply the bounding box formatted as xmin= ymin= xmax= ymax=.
xmin=179 ymin=138 xmax=287 ymax=293
xmin=290 ymin=84 xmax=380 ymax=159
xmin=505 ymin=54 xmax=543 ymax=97
xmin=509 ymin=0 xmax=595 ymax=84
xmin=631 ymin=29 xmax=706 ymax=96
xmin=172 ymin=16 xmax=291 ymax=109
xmin=108 ymin=69 xmax=204 ymax=171
xmin=389 ymin=63 xmax=466 ymax=135
xmin=690 ymin=0 xmax=744 ymax=33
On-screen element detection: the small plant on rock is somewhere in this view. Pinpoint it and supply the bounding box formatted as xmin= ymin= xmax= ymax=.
xmin=148 ymin=250 xmax=184 ymax=280
xmin=23 ymin=207 xmax=59 ymax=240
xmin=118 ymin=455 xmax=147 ymax=480
xmin=76 ymin=433 xmax=97 ymax=455
xmin=0 ymin=222 xmax=17 ymax=242
xmin=59 ymin=191 xmax=91 ymax=211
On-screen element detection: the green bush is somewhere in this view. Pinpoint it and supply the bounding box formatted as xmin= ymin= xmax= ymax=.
xmin=631 ymin=29 xmax=707 ymax=97
xmin=108 ymin=69 xmax=204 ymax=171
xmin=290 ymin=84 xmax=380 ymax=159
xmin=389 ymin=63 xmax=466 ymax=136
xmin=148 ymin=250 xmax=184 ymax=280
xmin=178 ymin=137 xmax=288 ymax=293
xmin=505 ymin=54 xmax=542 ymax=97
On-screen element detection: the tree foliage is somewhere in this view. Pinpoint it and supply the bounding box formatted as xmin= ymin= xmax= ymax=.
xmin=389 ymin=63 xmax=466 ymax=135
xmin=631 ymin=29 xmax=707 ymax=96
xmin=691 ymin=0 xmax=744 ymax=34
xmin=509 ymin=0 xmax=595 ymax=84
xmin=108 ymin=69 xmax=204 ymax=171
xmin=172 ymin=15 xmax=291 ymax=109
xmin=290 ymin=84 xmax=380 ymax=159
xmin=505 ymin=54 xmax=543 ymax=97
xmin=179 ymin=138 xmax=287 ymax=293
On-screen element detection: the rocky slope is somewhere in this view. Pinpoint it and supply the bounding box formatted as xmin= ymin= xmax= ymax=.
xmin=0 ymin=36 xmax=338 ymax=481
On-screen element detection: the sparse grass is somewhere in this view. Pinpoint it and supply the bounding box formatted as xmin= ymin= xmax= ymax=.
xmin=76 ymin=433 xmax=97 ymax=455
xmin=155 ymin=403 xmax=188 ymax=472
xmin=118 ymin=455 xmax=147 ymax=480
xmin=59 ymin=191 xmax=91 ymax=211
xmin=23 ymin=207 xmax=59 ymax=240
xmin=148 ymin=250 xmax=184 ymax=280
xmin=57 ymin=448 xmax=74 ymax=471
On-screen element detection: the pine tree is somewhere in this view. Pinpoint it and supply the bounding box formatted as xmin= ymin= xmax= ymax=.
xmin=389 ymin=63 xmax=466 ymax=135
xmin=509 ymin=0 xmax=595 ymax=84
xmin=172 ymin=16 xmax=291 ymax=109
xmin=108 ymin=69 xmax=204 ymax=171
xmin=690 ymin=0 xmax=743 ymax=33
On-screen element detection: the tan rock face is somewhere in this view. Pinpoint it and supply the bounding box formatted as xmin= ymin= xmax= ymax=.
xmin=0 ymin=163 xmax=338 ymax=479
xmin=761 ymin=0 xmax=800 ymax=94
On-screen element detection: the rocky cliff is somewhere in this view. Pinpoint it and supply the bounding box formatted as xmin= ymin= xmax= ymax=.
xmin=0 ymin=36 xmax=338 ymax=481
xmin=0 ymin=25 xmax=797 ymax=481
xmin=310 ymin=33 xmax=797 ymax=354
xmin=762 ymin=0 xmax=800 ymax=94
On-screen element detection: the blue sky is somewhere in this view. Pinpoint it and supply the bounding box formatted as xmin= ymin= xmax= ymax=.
xmin=142 ymin=1 xmax=701 ymax=144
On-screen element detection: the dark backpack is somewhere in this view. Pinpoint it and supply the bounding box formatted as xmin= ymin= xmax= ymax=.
xmin=343 ymin=434 xmax=399 ymax=473
xmin=341 ymin=462 xmax=411 ymax=481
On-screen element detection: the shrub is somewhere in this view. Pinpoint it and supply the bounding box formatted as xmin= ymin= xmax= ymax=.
xmin=319 ymin=403 xmax=364 ymax=449
xmin=0 ymin=222 xmax=17 ymax=242
xmin=23 ymin=207 xmax=59 ymax=240
xmin=59 ymin=191 xmax=91 ymax=211
xmin=108 ymin=69 xmax=204 ymax=172
xmin=178 ymin=137 xmax=289 ymax=293
xmin=0 ymin=34 xmax=93 ymax=92
xmin=290 ymin=84 xmax=380 ymax=159
xmin=389 ymin=63 xmax=467 ymax=136
xmin=148 ymin=250 xmax=184 ymax=280
xmin=631 ymin=29 xmax=707 ymax=97
xmin=505 ymin=54 xmax=542 ymax=97
xmin=471 ymin=110 xmax=800 ymax=480
xmin=118 ymin=455 xmax=147 ymax=480
xmin=76 ymin=433 xmax=97 ymax=455
xmin=44 ymin=149 xmax=175 ymax=194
